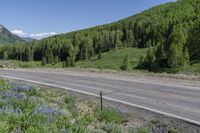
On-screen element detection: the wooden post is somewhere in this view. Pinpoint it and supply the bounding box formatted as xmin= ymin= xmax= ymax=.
xmin=100 ymin=91 xmax=103 ymax=111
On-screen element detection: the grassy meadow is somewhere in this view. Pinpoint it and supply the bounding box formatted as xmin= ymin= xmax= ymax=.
xmin=9 ymin=48 xmax=147 ymax=70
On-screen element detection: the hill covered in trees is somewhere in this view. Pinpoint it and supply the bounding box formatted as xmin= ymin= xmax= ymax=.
xmin=0 ymin=0 xmax=200 ymax=72
xmin=0 ymin=24 xmax=24 ymax=45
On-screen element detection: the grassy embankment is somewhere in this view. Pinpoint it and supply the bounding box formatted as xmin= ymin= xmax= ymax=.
xmin=0 ymin=79 xmax=178 ymax=132
xmin=9 ymin=48 xmax=147 ymax=70
xmin=9 ymin=48 xmax=200 ymax=74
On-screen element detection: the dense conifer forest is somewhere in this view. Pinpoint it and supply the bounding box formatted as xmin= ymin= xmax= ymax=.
xmin=0 ymin=0 xmax=200 ymax=71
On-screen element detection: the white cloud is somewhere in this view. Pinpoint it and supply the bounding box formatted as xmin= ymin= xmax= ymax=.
xmin=30 ymin=32 xmax=58 ymax=39
xmin=11 ymin=30 xmax=27 ymax=36
xmin=11 ymin=29 xmax=59 ymax=39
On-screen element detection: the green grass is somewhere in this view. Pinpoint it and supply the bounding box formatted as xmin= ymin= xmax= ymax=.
xmin=95 ymin=107 xmax=129 ymax=124
xmin=9 ymin=60 xmax=63 ymax=68
xmin=0 ymin=79 xmax=126 ymax=132
xmin=0 ymin=79 xmax=177 ymax=132
xmin=8 ymin=48 xmax=147 ymax=70
xmin=76 ymin=48 xmax=147 ymax=70
xmin=178 ymin=63 xmax=200 ymax=75
xmin=8 ymin=47 xmax=200 ymax=75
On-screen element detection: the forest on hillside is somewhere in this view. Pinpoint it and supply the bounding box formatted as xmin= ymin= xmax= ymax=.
xmin=0 ymin=0 xmax=200 ymax=71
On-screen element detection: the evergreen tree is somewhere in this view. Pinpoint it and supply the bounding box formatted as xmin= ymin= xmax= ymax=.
xmin=54 ymin=56 xmax=59 ymax=65
xmin=70 ymin=58 xmax=75 ymax=67
xmin=41 ymin=57 xmax=46 ymax=66
xmin=167 ymin=44 xmax=182 ymax=68
xmin=65 ymin=57 xmax=71 ymax=67
xmin=166 ymin=25 xmax=187 ymax=68
xmin=187 ymin=21 xmax=200 ymax=62
xmin=144 ymin=46 xmax=155 ymax=70
xmin=125 ymin=30 xmax=136 ymax=47
xmin=24 ymin=47 xmax=32 ymax=62
xmin=79 ymin=38 xmax=93 ymax=60
xmin=3 ymin=51 xmax=8 ymax=60
xmin=62 ymin=61 xmax=66 ymax=68
xmin=182 ymin=47 xmax=190 ymax=67
xmin=98 ymin=50 xmax=102 ymax=60
xmin=115 ymin=30 xmax=123 ymax=48
xmin=70 ymin=51 xmax=76 ymax=67
xmin=155 ymin=44 xmax=166 ymax=68
xmin=47 ymin=50 xmax=54 ymax=64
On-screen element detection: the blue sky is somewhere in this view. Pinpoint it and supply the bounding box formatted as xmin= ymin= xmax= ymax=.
xmin=0 ymin=0 xmax=176 ymax=39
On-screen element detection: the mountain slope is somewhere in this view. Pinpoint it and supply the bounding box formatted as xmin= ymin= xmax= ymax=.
xmin=21 ymin=37 xmax=36 ymax=42
xmin=0 ymin=24 xmax=24 ymax=45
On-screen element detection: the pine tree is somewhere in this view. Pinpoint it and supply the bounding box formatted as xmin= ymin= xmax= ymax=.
xmin=187 ymin=21 xmax=200 ymax=62
xmin=79 ymin=38 xmax=93 ymax=60
xmin=62 ymin=61 xmax=66 ymax=68
xmin=155 ymin=44 xmax=166 ymax=68
xmin=47 ymin=50 xmax=54 ymax=64
xmin=182 ymin=47 xmax=190 ymax=67
xmin=167 ymin=44 xmax=181 ymax=68
xmin=65 ymin=57 xmax=71 ymax=67
xmin=54 ymin=56 xmax=59 ymax=65
xmin=70 ymin=51 xmax=76 ymax=67
xmin=145 ymin=46 xmax=156 ymax=70
xmin=125 ymin=30 xmax=135 ymax=47
xmin=98 ymin=50 xmax=102 ymax=60
xmin=41 ymin=57 xmax=46 ymax=66
xmin=24 ymin=47 xmax=32 ymax=62
xmin=115 ymin=30 xmax=123 ymax=48
xmin=70 ymin=58 xmax=75 ymax=67
xmin=3 ymin=51 xmax=8 ymax=60
xmin=166 ymin=25 xmax=187 ymax=68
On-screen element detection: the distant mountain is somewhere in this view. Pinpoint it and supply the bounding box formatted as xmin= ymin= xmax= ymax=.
xmin=0 ymin=24 xmax=24 ymax=45
xmin=21 ymin=37 xmax=36 ymax=42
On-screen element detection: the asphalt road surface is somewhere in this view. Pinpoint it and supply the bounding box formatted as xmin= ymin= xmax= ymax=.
xmin=0 ymin=69 xmax=200 ymax=125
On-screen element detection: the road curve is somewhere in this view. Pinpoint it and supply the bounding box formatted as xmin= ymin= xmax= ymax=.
xmin=0 ymin=69 xmax=200 ymax=125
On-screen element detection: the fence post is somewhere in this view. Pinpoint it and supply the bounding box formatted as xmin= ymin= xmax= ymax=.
xmin=100 ymin=91 xmax=103 ymax=111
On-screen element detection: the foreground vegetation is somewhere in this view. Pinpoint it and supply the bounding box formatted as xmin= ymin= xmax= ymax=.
xmin=0 ymin=0 xmax=200 ymax=73
xmin=0 ymin=79 xmax=180 ymax=133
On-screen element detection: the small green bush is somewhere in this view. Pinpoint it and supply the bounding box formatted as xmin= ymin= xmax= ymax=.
xmin=100 ymin=122 xmax=122 ymax=133
xmin=95 ymin=107 xmax=129 ymax=124
xmin=128 ymin=127 xmax=149 ymax=133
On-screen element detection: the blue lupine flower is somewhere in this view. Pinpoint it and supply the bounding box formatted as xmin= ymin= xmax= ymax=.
xmin=160 ymin=127 xmax=163 ymax=133
xmin=10 ymin=106 xmax=14 ymax=113
xmin=61 ymin=128 xmax=67 ymax=133
xmin=17 ymin=128 xmax=22 ymax=133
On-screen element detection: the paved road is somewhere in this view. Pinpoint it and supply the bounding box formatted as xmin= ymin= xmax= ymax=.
xmin=0 ymin=69 xmax=200 ymax=125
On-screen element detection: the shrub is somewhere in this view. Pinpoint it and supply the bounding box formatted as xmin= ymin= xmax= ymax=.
xmin=95 ymin=107 xmax=129 ymax=124
xmin=128 ymin=127 xmax=149 ymax=133
xmin=99 ymin=122 xmax=122 ymax=133
xmin=121 ymin=54 xmax=130 ymax=70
